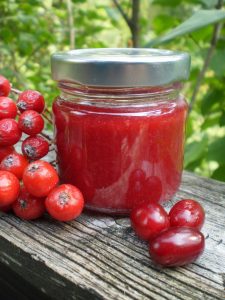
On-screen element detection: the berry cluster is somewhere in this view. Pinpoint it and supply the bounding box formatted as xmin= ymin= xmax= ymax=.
xmin=130 ymin=199 xmax=205 ymax=267
xmin=0 ymin=75 xmax=84 ymax=222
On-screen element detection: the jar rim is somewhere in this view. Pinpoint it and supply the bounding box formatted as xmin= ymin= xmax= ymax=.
xmin=51 ymin=48 xmax=191 ymax=87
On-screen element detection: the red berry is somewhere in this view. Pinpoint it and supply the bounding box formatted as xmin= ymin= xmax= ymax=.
xmin=149 ymin=227 xmax=205 ymax=267
xmin=45 ymin=184 xmax=84 ymax=222
xmin=130 ymin=202 xmax=170 ymax=240
xmin=18 ymin=110 xmax=44 ymax=136
xmin=12 ymin=187 xmax=45 ymax=220
xmin=0 ymin=204 xmax=12 ymax=212
xmin=169 ymin=199 xmax=205 ymax=230
xmin=22 ymin=135 xmax=49 ymax=160
xmin=17 ymin=90 xmax=45 ymax=113
xmin=0 ymin=152 xmax=29 ymax=180
xmin=0 ymin=170 xmax=20 ymax=207
xmin=0 ymin=75 xmax=11 ymax=97
xmin=0 ymin=146 xmax=14 ymax=163
xmin=0 ymin=119 xmax=22 ymax=146
xmin=23 ymin=160 xmax=59 ymax=197
xmin=0 ymin=97 xmax=17 ymax=119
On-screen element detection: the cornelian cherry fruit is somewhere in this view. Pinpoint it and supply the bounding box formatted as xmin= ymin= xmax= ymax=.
xmin=18 ymin=110 xmax=44 ymax=136
xmin=22 ymin=135 xmax=49 ymax=160
xmin=23 ymin=160 xmax=59 ymax=197
xmin=0 ymin=152 xmax=29 ymax=180
xmin=0 ymin=170 xmax=20 ymax=207
xmin=0 ymin=146 xmax=14 ymax=163
xmin=17 ymin=90 xmax=45 ymax=113
xmin=13 ymin=187 xmax=45 ymax=220
xmin=45 ymin=184 xmax=84 ymax=222
xmin=149 ymin=227 xmax=205 ymax=267
xmin=0 ymin=97 xmax=17 ymax=119
xmin=0 ymin=75 xmax=11 ymax=97
xmin=130 ymin=202 xmax=170 ymax=240
xmin=0 ymin=118 xmax=22 ymax=146
xmin=169 ymin=199 xmax=205 ymax=230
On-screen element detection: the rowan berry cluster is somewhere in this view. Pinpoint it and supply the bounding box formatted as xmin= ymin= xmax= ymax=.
xmin=0 ymin=75 xmax=84 ymax=222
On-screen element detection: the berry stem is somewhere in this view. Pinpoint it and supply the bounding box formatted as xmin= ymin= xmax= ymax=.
xmin=45 ymin=107 xmax=52 ymax=115
xmin=43 ymin=113 xmax=53 ymax=125
xmin=11 ymin=87 xmax=22 ymax=94
xmin=49 ymin=159 xmax=57 ymax=167
xmin=40 ymin=131 xmax=53 ymax=142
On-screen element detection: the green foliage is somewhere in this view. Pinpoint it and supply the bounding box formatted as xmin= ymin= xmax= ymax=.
xmin=147 ymin=10 xmax=225 ymax=46
xmin=0 ymin=0 xmax=225 ymax=181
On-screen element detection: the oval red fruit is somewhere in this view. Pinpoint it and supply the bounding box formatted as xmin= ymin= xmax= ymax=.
xmin=23 ymin=160 xmax=59 ymax=197
xmin=0 ymin=119 xmax=22 ymax=146
xmin=13 ymin=187 xmax=45 ymax=220
xmin=22 ymin=135 xmax=49 ymax=160
xmin=0 ymin=170 xmax=20 ymax=207
xmin=130 ymin=202 xmax=170 ymax=240
xmin=18 ymin=110 xmax=44 ymax=136
xmin=0 ymin=75 xmax=11 ymax=97
xmin=169 ymin=199 xmax=205 ymax=230
xmin=45 ymin=184 xmax=84 ymax=222
xmin=0 ymin=97 xmax=17 ymax=119
xmin=0 ymin=146 xmax=14 ymax=163
xmin=149 ymin=227 xmax=205 ymax=267
xmin=17 ymin=90 xmax=45 ymax=113
xmin=0 ymin=152 xmax=29 ymax=180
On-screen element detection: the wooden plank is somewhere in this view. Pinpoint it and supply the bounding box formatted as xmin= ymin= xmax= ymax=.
xmin=0 ymin=171 xmax=225 ymax=299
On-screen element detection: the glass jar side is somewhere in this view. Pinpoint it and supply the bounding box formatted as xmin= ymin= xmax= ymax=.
xmin=53 ymin=84 xmax=188 ymax=214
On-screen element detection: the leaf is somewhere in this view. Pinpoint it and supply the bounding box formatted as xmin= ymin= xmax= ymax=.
xmin=219 ymin=111 xmax=225 ymax=126
xmin=210 ymin=49 xmax=225 ymax=77
xmin=201 ymin=89 xmax=224 ymax=115
xmin=200 ymin=0 xmax=225 ymax=9
xmin=146 ymin=10 xmax=225 ymax=46
xmin=186 ymin=117 xmax=194 ymax=138
xmin=201 ymin=113 xmax=221 ymax=130
xmin=152 ymin=0 xmax=200 ymax=6
xmin=208 ymin=137 xmax=225 ymax=164
xmin=212 ymin=165 xmax=225 ymax=181
xmin=184 ymin=135 xmax=208 ymax=167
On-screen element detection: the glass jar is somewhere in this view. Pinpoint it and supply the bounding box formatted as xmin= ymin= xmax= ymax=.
xmin=51 ymin=48 xmax=190 ymax=214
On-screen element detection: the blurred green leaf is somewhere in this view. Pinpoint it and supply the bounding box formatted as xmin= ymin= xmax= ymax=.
xmin=147 ymin=10 xmax=225 ymax=46
xmin=219 ymin=110 xmax=225 ymax=126
xmin=153 ymin=0 xmax=200 ymax=5
xmin=184 ymin=135 xmax=208 ymax=167
xmin=212 ymin=165 xmax=225 ymax=181
xmin=210 ymin=49 xmax=225 ymax=77
xmin=201 ymin=113 xmax=221 ymax=130
xmin=201 ymin=89 xmax=224 ymax=115
xmin=200 ymin=0 xmax=225 ymax=8
xmin=208 ymin=137 xmax=225 ymax=164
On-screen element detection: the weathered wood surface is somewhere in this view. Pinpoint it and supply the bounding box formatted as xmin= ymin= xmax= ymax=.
xmin=0 ymin=171 xmax=225 ymax=300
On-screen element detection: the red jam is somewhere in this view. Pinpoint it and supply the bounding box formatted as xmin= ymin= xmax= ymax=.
xmin=51 ymin=48 xmax=190 ymax=214
xmin=53 ymin=91 xmax=187 ymax=214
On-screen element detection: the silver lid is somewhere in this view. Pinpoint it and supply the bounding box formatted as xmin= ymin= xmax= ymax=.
xmin=51 ymin=48 xmax=191 ymax=87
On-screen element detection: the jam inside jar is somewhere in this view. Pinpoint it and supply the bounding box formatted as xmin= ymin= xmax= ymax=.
xmin=51 ymin=48 xmax=190 ymax=214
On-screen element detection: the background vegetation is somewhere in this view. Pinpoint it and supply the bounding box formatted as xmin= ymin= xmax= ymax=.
xmin=0 ymin=0 xmax=225 ymax=181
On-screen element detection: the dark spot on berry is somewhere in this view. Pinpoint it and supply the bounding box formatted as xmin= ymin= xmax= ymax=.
xmin=58 ymin=192 xmax=69 ymax=206
xmin=24 ymin=145 xmax=36 ymax=159
xmin=28 ymin=164 xmax=39 ymax=173
xmin=19 ymin=199 xmax=27 ymax=209
xmin=4 ymin=155 xmax=14 ymax=167
xmin=17 ymin=101 xmax=27 ymax=111
xmin=23 ymin=117 xmax=32 ymax=129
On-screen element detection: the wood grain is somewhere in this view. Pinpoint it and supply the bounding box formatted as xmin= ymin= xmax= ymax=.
xmin=0 ymin=171 xmax=225 ymax=300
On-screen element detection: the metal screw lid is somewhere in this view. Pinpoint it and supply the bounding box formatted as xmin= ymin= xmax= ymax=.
xmin=51 ymin=48 xmax=191 ymax=87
